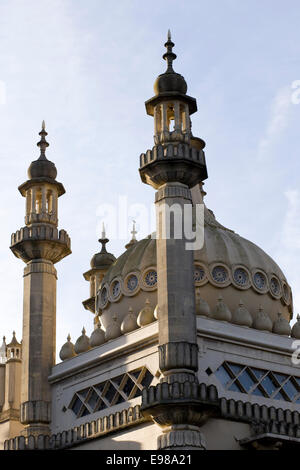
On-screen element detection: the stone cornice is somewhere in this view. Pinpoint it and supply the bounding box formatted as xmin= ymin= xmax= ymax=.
xmin=49 ymin=322 xmax=159 ymax=384
xmin=196 ymin=316 xmax=296 ymax=357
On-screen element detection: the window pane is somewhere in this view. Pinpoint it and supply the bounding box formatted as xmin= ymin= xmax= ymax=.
xmin=236 ymin=370 xmax=255 ymax=392
xmin=251 ymin=368 xmax=265 ymax=380
xmin=273 ymin=373 xmax=288 ymax=384
xmin=227 ymin=364 xmax=243 ymax=376
xmin=141 ymin=370 xmax=153 ymax=388
xmin=123 ymin=377 xmax=135 ymax=397
xmin=260 ymin=374 xmax=278 ymax=397
xmin=252 ymin=386 xmax=264 ymax=397
xmin=282 ymin=380 xmax=298 ymax=400
xmin=228 ymin=382 xmax=242 ymax=392
xmin=71 ymin=397 xmax=83 ymax=415
xmin=87 ymin=390 xmax=99 ymax=410
xmin=215 ymin=366 xmax=232 ymax=388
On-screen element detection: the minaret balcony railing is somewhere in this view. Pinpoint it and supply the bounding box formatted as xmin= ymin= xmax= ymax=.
xmin=154 ymin=129 xmax=190 ymax=145
xmin=140 ymin=143 xmax=206 ymax=168
xmin=25 ymin=212 xmax=58 ymax=226
xmin=11 ymin=226 xmax=71 ymax=248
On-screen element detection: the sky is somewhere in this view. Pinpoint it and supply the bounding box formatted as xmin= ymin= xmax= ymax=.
xmin=0 ymin=0 xmax=300 ymax=359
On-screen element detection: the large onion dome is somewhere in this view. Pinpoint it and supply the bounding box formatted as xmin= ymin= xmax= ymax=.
xmin=97 ymin=200 xmax=293 ymax=331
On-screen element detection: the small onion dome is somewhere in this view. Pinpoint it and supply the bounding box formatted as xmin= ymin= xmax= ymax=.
xmin=153 ymin=31 xmax=187 ymax=96
xmin=90 ymin=324 xmax=105 ymax=347
xmin=74 ymin=327 xmax=91 ymax=354
xmin=272 ymin=313 xmax=291 ymax=336
xmin=195 ymin=291 xmax=211 ymax=317
xmin=291 ymin=315 xmax=300 ymax=339
xmin=253 ymin=306 xmax=273 ymax=332
xmin=154 ymin=305 xmax=159 ymax=320
xmin=137 ymin=299 xmax=155 ymax=327
xmin=91 ymin=226 xmax=116 ymax=269
xmin=59 ymin=334 xmax=76 ymax=361
xmin=232 ymin=301 xmax=253 ymax=327
xmin=212 ymin=296 xmax=232 ymax=322
xmin=28 ymin=122 xmax=57 ymax=180
xmin=121 ymin=307 xmax=138 ymax=334
xmin=105 ymin=315 xmax=121 ymax=341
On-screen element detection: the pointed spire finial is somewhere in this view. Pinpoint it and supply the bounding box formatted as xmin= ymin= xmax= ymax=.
xmin=131 ymin=220 xmax=137 ymax=241
xmin=37 ymin=120 xmax=49 ymax=159
xmin=67 ymin=334 xmax=71 ymax=342
xmin=163 ymin=30 xmax=177 ymax=73
xmin=101 ymin=222 xmax=106 ymax=239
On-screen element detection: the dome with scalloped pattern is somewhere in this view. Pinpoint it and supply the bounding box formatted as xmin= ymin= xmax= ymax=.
xmin=96 ymin=203 xmax=293 ymax=332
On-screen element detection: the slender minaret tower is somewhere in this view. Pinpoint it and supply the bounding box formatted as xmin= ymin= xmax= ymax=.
xmin=10 ymin=122 xmax=71 ymax=436
xmin=140 ymin=33 xmax=209 ymax=449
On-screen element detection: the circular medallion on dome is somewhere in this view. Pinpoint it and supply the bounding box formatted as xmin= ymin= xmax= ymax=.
xmin=111 ymin=280 xmax=121 ymax=299
xmin=100 ymin=286 xmax=108 ymax=306
xmin=144 ymin=270 xmax=157 ymax=287
xmin=253 ymin=271 xmax=267 ymax=292
xmin=233 ymin=267 xmax=249 ymax=288
xmin=282 ymin=283 xmax=290 ymax=304
xmin=127 ymin=274 xmax=138 ymax=292
xmin=194 ymin=266 xmax=205 ymax=283
xmin=211 ymin=265 xmax=228 ymax=284
xmin=270 ymin=276 xmax=281 ymax=297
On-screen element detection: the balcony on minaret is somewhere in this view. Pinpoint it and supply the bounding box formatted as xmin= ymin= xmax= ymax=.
xmin=25 ymin=185 xmax=58 ymax=226
xmin=153 ymin=101 xmax=191 ymax=145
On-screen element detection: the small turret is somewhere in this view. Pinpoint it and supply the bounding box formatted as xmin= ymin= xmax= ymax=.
xmin=83 ymin=224 xmax=115 ymax=314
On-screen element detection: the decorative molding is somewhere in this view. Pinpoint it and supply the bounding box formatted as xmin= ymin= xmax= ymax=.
xmin=20 ymin=401 xmax=51 ymax=425
xmin=158 ymin=428 xmax=206 ymax=450
xmin=158 ymin=342 xmax=198 ymax=373
xmin=155 ymin=183 xmax=192 ymax=203
xmin=24 ymin=261 xmax=57 ymax=277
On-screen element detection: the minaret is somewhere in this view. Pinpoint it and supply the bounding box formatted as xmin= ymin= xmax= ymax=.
xmin=140 ymin=33 xmax=209 ymax=449
xmin=10 ymin=122 xmax=71 ymax=436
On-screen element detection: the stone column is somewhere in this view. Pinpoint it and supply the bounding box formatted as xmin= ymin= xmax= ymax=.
xmin=155 ymin=182 xmax=198 ymax=384
xmin=20 ymin=259 xmax=57 ymax=436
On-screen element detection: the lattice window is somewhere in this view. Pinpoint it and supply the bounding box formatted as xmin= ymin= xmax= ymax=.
xmin=69 ymin=367 xmax=154 ymax=418
xmin=215 ymin=361 xmax=300 ymax=403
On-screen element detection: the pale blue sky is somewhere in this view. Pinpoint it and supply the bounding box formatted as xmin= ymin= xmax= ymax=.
xmin=1 ymin=0 xmax=300 ymax=357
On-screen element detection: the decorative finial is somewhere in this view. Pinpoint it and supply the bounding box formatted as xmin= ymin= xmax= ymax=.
xmin=67 ymin=334 xmax=71 ymax=342
xmin=131 ymin=220 xmax=137 ymax=241
xmin=37 ymin=120 xmax=49 ymax=159
xmin=163 ymin=30 xmax=177 ymax=73
xmin=101 ymin=222 xmax=106 ymax=239
xmin=98 ymin=223 xmax=109 ymax=253
xmin=82 ymin=327 xmax=86 ymax=335
xmin=2 ymin=336 xmax=5 ymax=342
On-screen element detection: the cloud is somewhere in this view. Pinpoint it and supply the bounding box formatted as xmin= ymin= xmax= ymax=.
xmin=258 ymin=86 xmax=292 ymax=160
